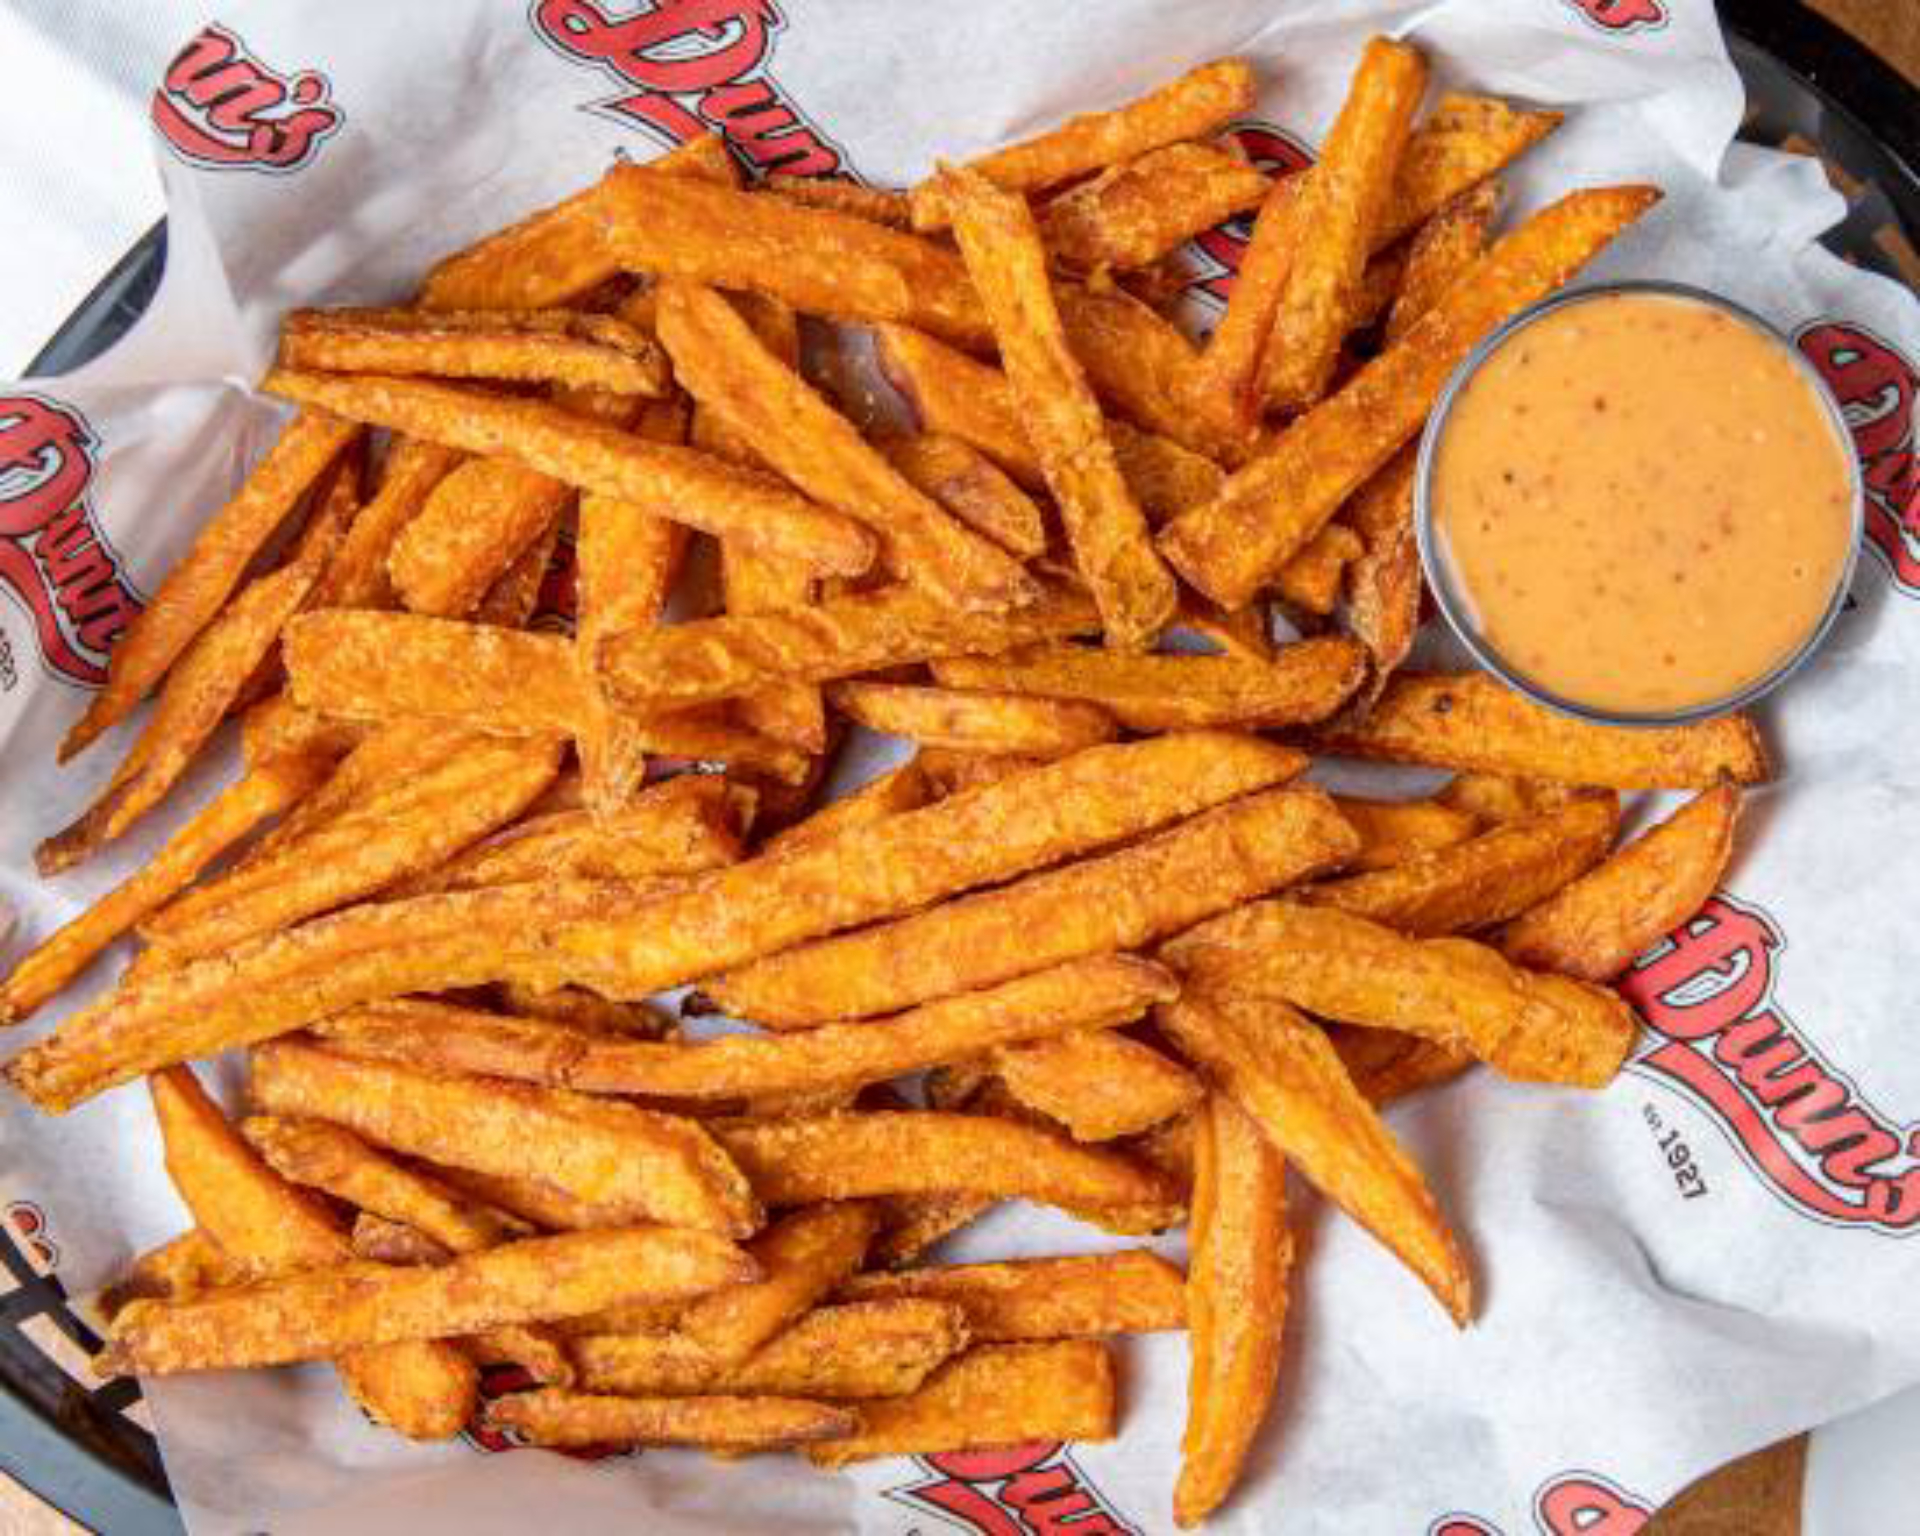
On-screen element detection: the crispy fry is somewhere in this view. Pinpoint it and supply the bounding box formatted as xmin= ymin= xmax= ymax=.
xmin=263 ymin=371 xmax=877 ymax=577
xmin=1178 ymin=598 xmax=1273 ymax=662
xmin=1341 ymin=443 xmax=1422 ymax=708
xmin=312 ymin=439 xmax=465 ymax=612
xmin=934 ymin=639 xmax=1365 ymax=731
xmin=1190 ymin=170 xmax=1301 ymax=438
xmin=574 ymin=1299 xmax=968 ymax=1398
xmin=0 ymin=754 xmax=326 ymax=1023
xmin=240 ymin=694 xmax=367 ymax=769
xmin=1500 ymin=783 xmax=1740 ymax=980
xmin=829 ymin=681 xmax=1116 ymax=758
xmin=420 ymin=1162 xmax=636 ymax=1235
xmin=106 ymin=1229 xmax=248 ymax=1315
xmin=1314 ymin=673 xmax=1771 ymax=788
xmin=706 ymin=788 xmax=1350 ymax=1027
xmin=994 ymin=1031 xmax=1202 ymax=1141
xmin=350 ymin=1212 xmax=454 ymax=1266
xmin=1435 ymin=772 xmax=1591 ymax=825
xmin=1174 ymin=1091 xmax=1289 ymax=1528
xmin=761 ymin=758 xmax=934 ymax=857
xmin=1327 ymin=1025 xmax=1475 ymax=1107
xmin=869 ymin=1193 xmax=996 ymax=1269
xmin=764 ymin=175 xmax=912 ymax=228
xmin=1123 ymin=1107 xmax=1199 ymax=1197
xmin=1332 ymin=795 xmax=1480 ymax=872
xmin=839 ymin=1251 xmax=1186 ymax=1340
xmin=473 ymin=486 xmax=564 ymax=628
xmin=103 ymin=1226 xmax=755 ymax=1375
xmin=1159 ymin=991 xmax=1468 ymax=1320
xmin=1273 ymin=523 xmax=1365 ymax=615
xmin=682 ymin=1203 xmax=878 ymax=1366
xmin=1040 ymin=141 xmax=1271 ymax=270
xmin=61 ymin=409 xmax=358 ymax=762
xmin=1162 ymin=186 xmax=1662 ymax=608
xmin=1262 ymin=39 xmax=1428 ymax=413
xmin=281 ymin=310 xmax=668 ymax=396
xmin=910 ymin=59 xmax=1256 ymax=227
xmin=912 ymin=747 xmax=1045 ymax=797
xmin=386 ymin=459 xmax=572 ymax=619
xmin=250 ymin=1040 xmax=759 ymax=1235
xmin=1303 ymin=793 xmax=1619 ymax=936
xmin=876 ymin=434 xmax=1048 ymax=559
xmin=1387 ymin=180 xmax=1498 ymax=341
xmin=1163 ymin=901 xmax=1639 ymax=1087
xmin=486 ymin=1389 xmax=855 ymax=1451
xmin=459 ymin=1324 xmax=578 ymax=1388
xmin=495 ymin=983 xmax=674 ymax=1039
xmin=1113 ymin=424 xmax=1227 ymax=525
xmin=1381 ymin=94 xmax=1560 ymax=247
xmin=807 ymin=1340 xmax=1116 ymax=1467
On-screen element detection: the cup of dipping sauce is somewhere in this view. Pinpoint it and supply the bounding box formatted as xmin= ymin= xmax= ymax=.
xmin=1415 ymin=281 xmax=1862 ymax=725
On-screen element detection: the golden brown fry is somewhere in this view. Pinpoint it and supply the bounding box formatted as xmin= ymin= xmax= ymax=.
xmin=1164 ymin=901 xmax=1639 ymax=1087
xmin=1387 ymin=180 xmax=1499 ymax=341
xmin=1159 ymin=991 xmax=1468 ymax=1321
xmin=350 ymin=1212 xmax=454 ymax=1266
xmin=869 ymin=1193 xmax=996 ymax=1270
xmin=808 ymin=1340 xmax=1116 ymax=1467
xmin=1123 ymin=1108 xmax=1199 ymax=1197
xmin=240 ymin=694 xmax=366 ymax=769
xmin=280 ymin=309 xmax=667 ymax=395
xmin=912 ymin=747 xmax=1045 ymax=797
xmin=829 ymin=681 xmax=1116 ymax=758
xmin=1040 ymin=141 xmax=1271 ymax=270
xmin=1178 ymin=599 xmax=1273 ymax=663
xmin=762 ymin=758 xmax=935 ymax=857
xmin=1161 ymin=186 xmax=1662 ymax=608
xmin=839 ymin=1251 xmax=1186 ymax=1340
xmin=486 ymin=1389 xmax=854 ymax=1451
xmin=876 ymin=434 xmax=1048 ymax=559
xmin=943 ymin=167 xmax=1174 ymax=645
xmin=1332 ymin=795 xmax=1480 ymax=872
xmin=1341 ymin=443 xmax=1422 ymax=709
xmin=707 ymin=788 xmax=1349 ymax=1027
xmin=1382 ymin=95 xmax=1560 ymax=247
xmin=764 ymin=175 xmax=912 ymax=228
xmin=1500 ymin=783 xmax=1740 ymax=980
xmin=250 ymin=1040 xmax=760 ymax=1235
xmin=1174 ymin=1091 xmax=1289 ymax=1528
xmin=911 ymin=59 xmax=1256 ymax=227
xmin=312 ymin=438 xmax=465 ymax=612
xmin=105 ymin=1230 xmax=248 ymax=1316
xmin=994 ymin=1031 xmax=1202 ymax=1141
xmin=1273 ymin=523 xmax=1365 ymax=616
xmin=1327 ymin=1025 xmax=1475 ymax=1107
xmin=682 ymin=1204 xmax=877 ymax=1367
xmin=934 ymin=638 xmax=1365 ymax=732
xmin=495 ymin=983 xmax=673 ymax=1039
xmin=1315 ymin=673 xmax=1771 ymax=788
xmin=1190 ymin=168 xmax=1302 ymax=438
xmin=237 ymin=717 xmax=446 ymax=870
xmin=421 ymin=1162 xmax=636 ymax=1236
xmin=1262 ymin=39 xmax=1428 ymax=413
xmin=1113 ymin=423 xmax=1228 ymax=526
xmin=460 ymin=1324 xmax=578 ymax=1388
xmin=386 ymin=459 xmax=572 ymax=620
xmin=1434 ymin=773 xmax=1592 ymax=826
xmin=263 ymin=370 xmax=877 ymax=577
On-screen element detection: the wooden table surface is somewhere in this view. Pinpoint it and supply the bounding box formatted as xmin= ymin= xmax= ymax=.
xmin=1 ymin=4 xmax=1911 ymax=1533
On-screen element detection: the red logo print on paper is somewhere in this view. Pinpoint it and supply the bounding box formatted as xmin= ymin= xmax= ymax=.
xmin=531 ymin=0 xmax=850 ymax=178
xmin=5 ymin=1202 xmax=60 ymax=1275
xmin=1562 ymin=0 xmax=1669 ymax=34
xmin=0 ymin=395 xmax=141 ymax=690
xmin=1433 ymin=1469 xmax=1651 ymax=1535
xmin=1183 ymin=123 xmax=1313 ymax=310
xmin=1796 ymin=320 xmax=1920 ymax=597
xmin=885 ymin=1442 xmax=1141 ymax=1535
xmin=151 ymin=24 xmax=343 ymax=173
xmin=1622 ymin=894 xmax=1920 ymax=1235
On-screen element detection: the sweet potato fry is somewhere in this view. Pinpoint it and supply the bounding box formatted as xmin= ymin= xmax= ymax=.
xmin=240 ymin=694 xmax=367 ymax=768
xmin=280 ymin=309 xmax=668 ymax=396
xmin=839 ymin=1251 xmax=1187 ymax=1340
xmin=60 ymin=409 xmax=358 ymax=762
xmin=912 ymin=747 xmax=1046 ymax=796
xmin=419 ymin=1162 xmax=636 ymax=1235
xmin=1341 ymin=443 xmax=1421 ymax=708
xmin=1261 ymin=39 xmax=1428 ymax=414
xmin=705 ymin=788 xmax=1350 ymax=1027
xmin=1380 ymin=94 xmax=1560 ymax=248
xmin=1174 ymin=1091 xmax=1289 ymax=1528
xmin=1500 ymin=783 xmax=1740 ymax=980
xmin=1189 ymin=171 xmax=1301 ymax=438
xmin=486 ymin=1389 xmax=855 ymax=1451
xmin=103 ymin=1226 xmax=755 ymax=1375
xmin=869 ymin=1193 xmax=996 ymax=1270
xmin=764 ymin=175 xmax=912 ymax=228
xmin=761 ymin=758 xmax=935 ymax=857
xmin=1314 ymin=673 xmax=1772 ymax=788
xmin=458 ymin=1324 xmax=578 ymax=1389
xmin=1176 ymin=598 xmax=1273 ymax=662
xmin=1040 ymin=141 xmax=1271 ymax=270
xmin=311 ymin=438 xmax=464 ymax=612
xmin=105 ymin=1229 xmax=248 ymax=1315
xmin=1158 ymin=991 xmax=1468 ymax=1321
xmin=994 ymin=1031 xmax=1202 ymax=1141
xmin=1161 ymin=186 xmax=1662 ymax=608
xmin=910 ymin=59 xmax=1256 ymax=227
xmin=1273 ymin=523 xmax=1365 ymax=615
xmin=262 ymin=371 xmax=877 ymax=577
xmin=876 ymin=434 xmax=1048 ymax=559
xmin=829 ymin=681 xmax=1116 ymax=758
xmin=497 ymin=982 xmax=672 ymax=1038
xmin=807 ymin=1340 xmax=1116 ymax=1467
xmin=1327 ymin=1025 xmax=1475 ymax=1107
xmin=934 ymin=639 xmax=1365 ymax=732
xmin=574 ymin=1299 xmax=968 ymax=1399
xmin=1332 ymin=795 xmax=1480 ymax=872
xmin=386 ymin=458 xmax=573 ymax=619
xmin=1303 ymin=793 xmax=1619 ymax=936
xmin=0 ymin=754 xmax=326 ymax=1023
xmin=1113 ymin=424 xmax=1227 ymax=526
xmin=350 ymin=1213 xmax=456 ymax=1267
xmin=681 ymin=1203 xmax=878 ymax=1367
xmin=1163 ymin=901 xmax=1639 ymax=1087
xmin=1387 ymin=180 xmax=1499 ymax=341
xmin=1435 ymin=773 xmax=1591 ymax=825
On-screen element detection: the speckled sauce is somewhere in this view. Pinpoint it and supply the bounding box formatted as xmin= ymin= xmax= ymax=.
xmin=1430 ymin=290 xmax=1856 ymax=714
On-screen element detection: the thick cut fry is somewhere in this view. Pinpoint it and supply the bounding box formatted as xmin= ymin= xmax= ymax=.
xmin=1164 ymin=901 xmax=1639 ymax=1087
xmin=1342 ymin=443 xmax=1422 ymax=708
xmin=263 ymin=371 xmax=876 ymax=577
xmin=1381 ymin=95 xmax=1559 ymax=246
xmin=1273 ymin=523 xmax=1365 ymax=615
xmin=762 ymin=758 xmax=935 ymax=857
xmin=839 ymin=1251 xmax=1186 ymax=1340
xmin=829 ymin=681 xmax=1116 ymax=758
xmin=312 ymin=438 xmax=465 ymax=612
xmin=421 ymin=1162 xmax=635 ymax=1236
xmin=1435 ymin=773 xmax=1591 ymax=825
xmin=1262 ymin=39 xmax=1428 ymax=413
xmin=1161 ymin=186 xmax=1662 ymax=608
xmin=910 ymin=59 xmax=1256 ymax=227
xmin=706 ymin=788 xmax=1352 ymax=1026
xmin=486 ymin=1390 xmax=855 ymax=1451
xmin=598 ymin=582 xmax=1100 ymax=710
xmin=943 ymin=168 xmax=1174 ymax=645
xmin=387 ymin=459 xmax=572 ymax=619
xmin=103 ymin=1226 xmax=754 ymax=1376
xmin=1159 ymin=992 xmax=1467 ymax=1320
xmin=316 ymin=959 xmax=1177 ymax=1102
xmin=1327 ymin=1025 xmax=1475 ymax=1107
xmin=1314 ymin=673 xmax=1771 ymax=788
xmin=1174 ymin=1091 xmax=1289 ymax=1528
xmin=1500 ymin=784 xmax=1740 ymax=980
xmin=0 ymin=755 xmax=326 ymax=1023
xmin=936 ymin=638 xmax=1364 ymax=732
xmin=912 ymin=747 xmax=1045 ymax=797
xmin=1040 ymin=141 xmax=1271 ymax=270
xmin=146 ymin=1067 xmax=476 ymax=1438
xmin=1113 ymin=424 xmax=1227 ymax=526
xmin=61 ymin=409 xmax=358 ymax=761
xmin=106 ymin=1230 xmax=248 ymax=1315
xmin=1303 ymin=793 xmax=1620 ymax=936
xmin=240 ymin=694 xmax=366 ymax=768
xmin=280 ymin=310 xmax=668 ymax=396
xmin=995 ymin=1031 xmax=1202 ymax=1141
xmin=249 ymin=1041 xmax=760 ymax=1236
xmin=1387 ymin=180 xmax=1499 ymax=341
xmin=682 ymin=1204 xmax=877 ymax=1367
xmin=1332 ymin=795 xmax=1481 ymax=872
xmin=575 ymin=1299 xmax=967 ymax=1398
xmin=808 ymin=1340 xmax=1115 ymax=1467
xmin=765 ymin=175 xmax=912 ymax=228
xmin=876 ymin=434 xmax=1047 ymax=559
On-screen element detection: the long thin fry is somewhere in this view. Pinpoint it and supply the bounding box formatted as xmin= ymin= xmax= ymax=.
xmin=764 ymin=176 xmax=913 ymax=228
xmin=240 ymin=694 xmax=366 ymax=769
xmin=1039 ymin=141 xmax=1271 ymax=270
xmin=1330 ymin=1025 xmax=1477 ymax=1107
xmin=280 ymin=311 xmax=668 ymax=396
xmin=682 ymin=1203 xmax=878 ymax=1367
xmin=485 ymin=1390 xmax=856 ymax=1451
xmin=876 ymin=434 xmax=1048 ymax=559
xmin=829 ymin=681 xmax=1117 ymax=758
xmin=839 ymin=1251 xmax=1186 ymax=1340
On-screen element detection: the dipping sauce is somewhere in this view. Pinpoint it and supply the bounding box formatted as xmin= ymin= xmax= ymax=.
xmin=1427 ymin=288 xmax=1857 ymax=717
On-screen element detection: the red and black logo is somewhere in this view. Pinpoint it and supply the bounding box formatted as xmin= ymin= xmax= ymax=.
xmin=0 ymin=394 xmax=141 ymax=690
xmin=1623 ymin=894 xmax=1920 ymax=1235
xmin=1797 ymin=320 xmax=1919 ymax=598
xmin=531 ymin=0 xmax=850 ymax=179
xmin=1562 ymin=0 xmax=1669 ymax=34
xmin=1434 ymin=1469 xmax=1651 ymax=1535
xmin=885 ymin=1441 xmax=1140 ymax=1535
xmin=1182 ymin=123 xmax=1313 ymax=310
xmin=4 ymin=1201 xmax=59 ymax=1275
xmin=151 ymin=24 xmax=343 ymax=173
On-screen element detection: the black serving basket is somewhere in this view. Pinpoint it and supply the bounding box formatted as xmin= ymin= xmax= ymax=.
xmin=8 ymin=3 xmax=1918 ymax=1529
